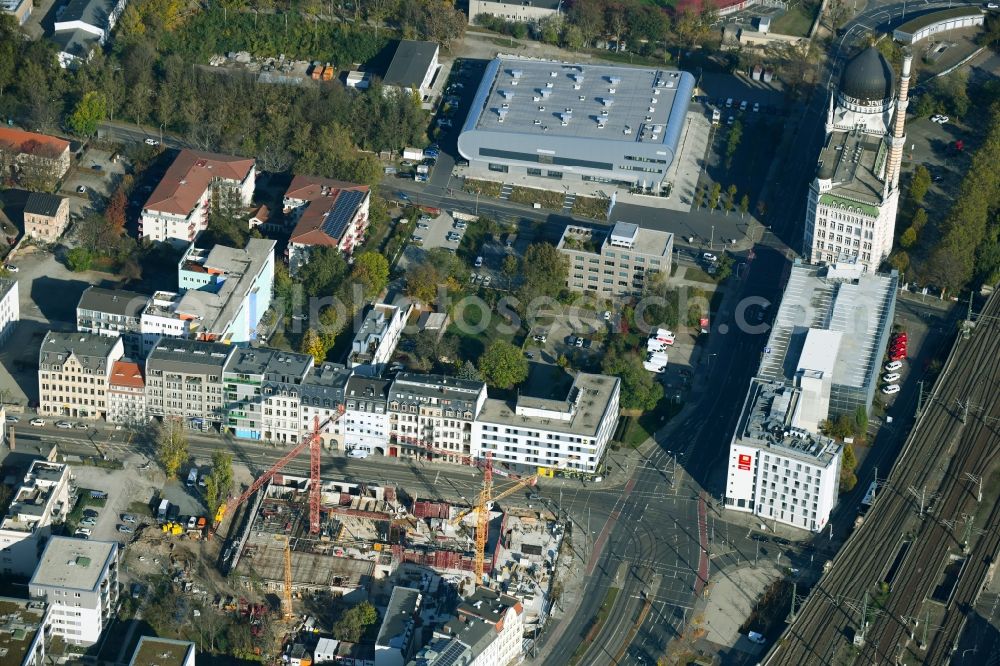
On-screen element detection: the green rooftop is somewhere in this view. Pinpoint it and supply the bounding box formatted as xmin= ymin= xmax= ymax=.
xmin=895 ymin=7 xmax=983 ymax=35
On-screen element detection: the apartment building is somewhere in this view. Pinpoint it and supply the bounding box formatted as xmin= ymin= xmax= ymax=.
xmin=343 ymin=376 xmax=391 ymax=455
xmin=473 ymin=370 xmax=620 ymax=475
xmin=38 ymin=332 xmax=124 ymax=420
xmin=224 ymin=347 xmax=312 ymax=440
xmin=557 ymin=222 xmax=673 ymax=297
xmin=107 ymin=360 xmax=146 ymax=426
xmin=376 ymin=586 xmax=423 ymax=666
xmin=1 ymin=0 xmax=33 ymax=25
xmin=388 ymin=374 xmax=487 ymax=463
xmin=349 ymin=302 xmax=412 ymax=376
xmin=725 ymin=379 xmax=843 ymax=532
xmin=298 ymin=362 xmax=352 ymax=450
xmin=0 ymin=461 xmax=72 ymax=577
xmin=0 ymin=128 xmax=71 ymax=183
xmin=0 ymin=276 xmax=19 ymax=346
xmin=0 ymin=597 xmax=51 ymax=666
xmin=128 ymin=637 xmax=196 ymax=666
xmin=140 ymin=150 xmax=255 ymax=244
xmin=76 ymin=287 xmax=150 ymax=358
xmin=23 ymin=193 xmax=70 ymax=244
xmin=284 ymin=175 xmax=370 ymax=274
xmin=412 ymin=587 xmax=524 ymax=666
xmin=29 ymin=537 xmax=119 ymax=646
xmin=145 ymin=339 xmax=234 ymax=430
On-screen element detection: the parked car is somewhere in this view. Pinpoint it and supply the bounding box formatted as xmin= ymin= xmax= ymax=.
xmin=75 ymin=528 xmax=92 ymax=537
xmin=76 ymin=185 xmax=86 ymax=193
xmin=30 ymin=418 xmax=45 ymax=427
xmin=144 ymin=138 xmax=160 ymax=146
xmin=75 ymin=422 xmax=88 ymax=429
xmin=349 ymin=448 xmax=370 ymax=459
xmin=80 ymin=518 xmax=97 ymax=527
xmin=117 ymin=524 xmax=133 ymax=534
xmin=417 ymin=222 xmax=429 ymax=229
xmin=2 ymin=264 xmax=17 ymax=273
xmin=574 ymin=337 xmax=585 ymax=347
xmin=702 ymin=252 xmax=718 ymax=263
xmin=482 ymin=275 xmax=492 ymax=287
xmin=889 ymin=349 xmax=907 ymax=361
xmin=603 ymin=310 xmax=612 ymax=321
xmin=121 ymin=514 xmax=136 ymax=523
xmin=747 ymin=631 xmax=766 ymax=645
xmin=411 ymin=235 xmax=423 ymax=244
xmin=882 ymin=384 xmax=901 ymax=395
xmin=533 ymin=333 xmax=547 ymax=343
xmin=883 ymin=373 xmax=901 ymax=383
xmin=55 ymin=421 xmax=73 ymax=429
xmin=884 ymin=360 xmax=903 ymax=372
xmin=5 ymin=415 xmax=18 ymax=423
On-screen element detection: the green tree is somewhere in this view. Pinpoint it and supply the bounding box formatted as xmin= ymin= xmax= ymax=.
xmin=300 ymin=329 xmax=326 ymax=363
xmin=405 ymin=262 xmax=442 ymax=304
xmin=478 ymin=340 xmax=529 ymax=389
xmin=911 ymin=207 xmax=928 ymax=232
xmin=889 ymin=250 xmax=910 ymax=273
xmin=298 ymin=246 xmax=348 ymax=298
xmin=501 ymin=254 xmax=519 ymax=289
xmin=155 ymin=417 xmax=188 ymax=479
xmin=351 ymin=251 xmax=389 ymax=299
xmin=68 ymin=91 xmax=107 ymax=137
xmin=332 ymin=601 xmax=378 ymax=642
xmin=854 ymin=406 xmax=868 ymax=436
xmin=739 ymin=193 xmax=750 ymax=218
xmin=66 ymin=248 xmax=94 ymax=272
xmin=725 ymin=120 xmax=743 ymax=168
xmin=715 ymin=253 xmax=734 ymax=281
xmin=457 ymin=360 xmax=481 ymax=381
xmin=909 ymin=165 xmax=931 ymax=204
xmin=724 ymin=184 xmax=737 ymax=215
xmin=202 ymin=186 xmax=247 ymax=248
xmin=601 ymin=351 xmax=663 ymax=411
xmin=708 ymin=183 xmax=721 ymax=211
xmin=204 ymin=450 xmax=234 ymax=516
xmin=900 ymin=227 xmax=917 ymax=249
xmin=516 ymin=242 xmax=567 ymax=306
xmin=694 ymin=186 xmax=705 ymax=209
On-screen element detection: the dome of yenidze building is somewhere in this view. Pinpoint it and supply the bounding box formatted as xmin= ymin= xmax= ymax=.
xmin=839 ymin=47 xmax=895 ymax=106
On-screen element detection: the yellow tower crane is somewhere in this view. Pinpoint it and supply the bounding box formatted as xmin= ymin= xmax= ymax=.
xmin=449 ymin=454 xmax=537 ymax=582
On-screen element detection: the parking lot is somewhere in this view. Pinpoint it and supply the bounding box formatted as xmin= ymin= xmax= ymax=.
xmin=58 ymin=146 xmax=128 ymax=216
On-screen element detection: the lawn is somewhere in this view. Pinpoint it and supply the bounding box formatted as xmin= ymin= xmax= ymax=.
xmin=772 ymin=0 xmax=820 ymax=37
xmin=447 ymin=298 xmax=522 ymax=363
xmin=509 ymin=185 xmax=564 ymax=210
xmin=572 ymin=195 xmax=610 ymax=220
xmin=463 ymin=178 xmax=502 ymax=197
xmin=620 ymin=398 xmax=684 ymax=447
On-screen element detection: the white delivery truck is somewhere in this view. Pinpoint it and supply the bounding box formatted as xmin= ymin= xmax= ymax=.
xmin=403 ymin=147 xmax=424 ymax=161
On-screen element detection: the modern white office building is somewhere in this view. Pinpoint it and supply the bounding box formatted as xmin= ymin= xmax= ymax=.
xmin=0 ymin=461 xmax=72 ymax=577
xmin=29 ymin=537 xmax=119 ymax=646
xmin=557 ymin=222 xmax=673 ymax=297
xmin=473 ymin=369 xmax=620 ymax=475
xmin=725 ymin=379 xmax=843 ymax=532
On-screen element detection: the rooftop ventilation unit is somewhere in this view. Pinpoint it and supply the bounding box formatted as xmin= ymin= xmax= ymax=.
xmin=573 ymin=74 xmax=584 ymax=83
xmin=550 ymin=71 xmax=558 ymax=77
xmin=511 ymin=69 xmax=523 ymax=79
xmin=578 ymin=95 xmax=585 ymax=101
xmin=608 ymin=87 xmax=616 ymax=94
xmin=608 ymin=76 xmax=622 ymax=85
xmin=540 ymin=89 xmax=551 ymax=98
xmin=623 ymin=126 xmax=632 ymax=135
xmin=545 ymin=82 xmax=554 ymax=89
xmin=601 ymin=98 xmax=613 ymax=107
xmin=501 ymin=90 xmax=514 ymax=100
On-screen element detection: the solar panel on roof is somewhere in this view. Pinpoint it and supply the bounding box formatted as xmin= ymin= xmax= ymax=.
xmin=320 ymin=189 xmax=365 ymax=240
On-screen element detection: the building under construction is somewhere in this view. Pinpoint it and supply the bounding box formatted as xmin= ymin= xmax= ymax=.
xmin=232 ymin=473 xmax=563 ymax=622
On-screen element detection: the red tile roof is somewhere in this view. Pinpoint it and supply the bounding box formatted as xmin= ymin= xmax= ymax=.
xmin=109 ymin=360 xmax=144 ymax=389
xmin=286 ymin=175 xmax=369 ymax=248
xmin=143 ymin=149 xmax=255 ymax=216
xmin=0 ymin=128 xmax=70 ymax=159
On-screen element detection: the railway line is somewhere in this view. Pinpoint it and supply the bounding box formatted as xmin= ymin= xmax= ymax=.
xmin=763 ymin=289 xmax=1000 ymax=665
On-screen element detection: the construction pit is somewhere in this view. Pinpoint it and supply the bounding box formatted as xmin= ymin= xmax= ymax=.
xmin=225 ymin=473 xmax=566 ymax=633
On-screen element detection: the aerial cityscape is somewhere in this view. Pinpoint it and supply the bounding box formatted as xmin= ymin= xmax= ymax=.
xmin=0 ymin=0 xmax=998 ymax=664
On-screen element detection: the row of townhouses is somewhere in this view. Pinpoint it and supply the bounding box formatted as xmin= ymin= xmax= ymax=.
xmin=37 ymin=332 xmax=620 ymax=475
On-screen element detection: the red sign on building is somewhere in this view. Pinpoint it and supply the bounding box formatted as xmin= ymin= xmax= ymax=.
xmin=738 ymin=454 xmax=752 ymax=471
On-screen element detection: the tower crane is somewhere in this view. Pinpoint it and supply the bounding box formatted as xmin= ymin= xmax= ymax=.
xmin=277 ymin=535 xmax=294 ymax=621
xmin=401 ymin=434 xmax=539 ymax=582
xmin=212 ymin=406 xmax=345 ymax=536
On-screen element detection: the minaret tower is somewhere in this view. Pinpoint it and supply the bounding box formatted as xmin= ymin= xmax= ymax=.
xmin=884 ymin=52 xmax=912 ymax=195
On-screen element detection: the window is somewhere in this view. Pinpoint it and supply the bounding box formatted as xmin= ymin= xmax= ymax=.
xmin=488 ymin=163 xmax=508 ymax=173
xmin=526 ymin=168 xmax=542 ymax=176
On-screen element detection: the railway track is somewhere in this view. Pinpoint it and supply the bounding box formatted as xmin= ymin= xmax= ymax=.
xmin=763 ymin=290 xmax=1000 ymax=665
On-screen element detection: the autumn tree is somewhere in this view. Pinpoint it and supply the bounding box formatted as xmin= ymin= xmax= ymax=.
xmin=155 ymin=417 xmax=188 ymax=479
xmin=68 ymin=91 xmax=106 ymax=137
xmin=350 ymin=251 xmax=389 ymax=299
xmin=204 ymin=451 xmax=234 ymax=516
xmin=106 ymin=189 xmax=127 ymax=232
xmin=909 ymin=165 xmax=931 ymax=204
xmin=301 ymin=329 xmax=327 ymax=363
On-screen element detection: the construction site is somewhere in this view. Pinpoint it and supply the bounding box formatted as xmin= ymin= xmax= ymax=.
xmin=227 ymin=472 xmax=563 ymax=631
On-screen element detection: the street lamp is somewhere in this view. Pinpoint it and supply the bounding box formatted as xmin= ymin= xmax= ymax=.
xmin=710 ymin=225 xmax=715 ymax=250
xmin=159 ymin=123 xmax=164 ymax=146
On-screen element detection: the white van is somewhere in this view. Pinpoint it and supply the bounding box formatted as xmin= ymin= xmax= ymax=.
xmin=186 ymin=468 xmax=198 ymax=487
xmin=349 ymin=449 xmax=371 ymax=459
xmin=474 ymin=256 xmax=483 ymax=268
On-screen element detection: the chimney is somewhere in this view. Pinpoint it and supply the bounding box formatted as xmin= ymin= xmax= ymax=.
xmin=884 ymin=52 xmax=912 ymax=194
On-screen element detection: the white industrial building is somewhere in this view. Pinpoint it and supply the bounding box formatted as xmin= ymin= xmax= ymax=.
xmin=473 ymin=370 xmax=620 ymax=475
xmin=0 ymin=461 xmax=72 ymax=577
xmin=725 ymin=379 xmax=843 ymax=532
xmin=29 ymin=537 xmax=119 ymax=646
